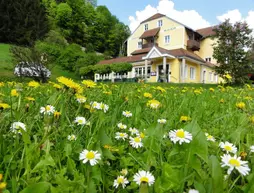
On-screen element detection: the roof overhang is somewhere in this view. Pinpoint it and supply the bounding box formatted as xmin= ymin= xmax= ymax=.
xmin=178 ymin=56 xmax=204 ymax=65
xmin=142 ymin=46 xmax=175 ymax=60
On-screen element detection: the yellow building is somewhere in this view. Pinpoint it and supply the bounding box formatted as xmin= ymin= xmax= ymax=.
xmin=98 ymin=13 xmax=218 ymax=83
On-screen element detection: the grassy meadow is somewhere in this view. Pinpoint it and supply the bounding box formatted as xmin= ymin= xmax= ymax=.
xmin=0 ymin=79 xmax=254 ymax=193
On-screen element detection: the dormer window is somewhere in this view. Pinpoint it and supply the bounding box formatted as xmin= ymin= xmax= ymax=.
xmin=158 ymin=20 xmax=163 ymax=27
xmin=138 ymin=41 xmax=142 ymax=49
xmin=144 ymin=24 xmax=148 ymax=31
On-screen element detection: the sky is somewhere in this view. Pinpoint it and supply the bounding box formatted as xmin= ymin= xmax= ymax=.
xmin=98 ymin=0 xmax=254 ymax=34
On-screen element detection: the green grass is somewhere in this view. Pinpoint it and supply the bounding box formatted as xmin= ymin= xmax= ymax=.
xmin=0 ymin=43 xmax=80 ymax=81
xmin=0 ymin=82 xmax=253 ymax=192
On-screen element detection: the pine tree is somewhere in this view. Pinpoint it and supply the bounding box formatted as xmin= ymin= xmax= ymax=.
xmin=0 ymin=0 xmax=49 ymax=46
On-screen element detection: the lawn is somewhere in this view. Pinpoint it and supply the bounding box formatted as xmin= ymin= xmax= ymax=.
xmin=0 ymin=79 xmax=254 ymax=193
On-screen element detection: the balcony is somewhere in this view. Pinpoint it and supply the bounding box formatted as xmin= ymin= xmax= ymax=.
xmin=187 ymin=40 xmax=200 ymax=51
xmin=142 ymin=43 xmax=158 ymax=49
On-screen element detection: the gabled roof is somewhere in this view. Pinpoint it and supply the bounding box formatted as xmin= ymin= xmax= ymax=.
xmin=196 ymin=26 xmax=217 ymax=38
xmin=131 ymin=47 xmax=152 ymax=55
xmin=140 ymin=13 xmax=165 ymax=24
xmin=140 ymin=27 xmax=160 ymax=39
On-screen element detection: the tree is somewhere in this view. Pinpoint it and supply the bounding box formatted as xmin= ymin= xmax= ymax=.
xmin=0 ymin=0 xmax=49 ymax=46
xmin=213 ymin=20 xmax=254 ymax=84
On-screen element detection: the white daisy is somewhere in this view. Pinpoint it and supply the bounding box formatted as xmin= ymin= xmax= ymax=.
xmin=113 ymin=176 xmax=129 ymax=189
xmin=133 ymin=171 xmax=155 ymax=186
xmin=79 ymin=149 xmax=101 ymax=166
xmin=115 ymin=132 xmax=128 ymax=140
xmin=74 ymin=117 xmax=87 ymax=125
xmin=169 ymin=129 xmax=192 ymax=145
xmin=219 ymin=141 xmax=237 ymax=154
xmin=40 ymin=105 xmax=55 ymax=115
xmin=10 ymin=122 xmax=26 ymax=134
xmin=117 ymin=123 xmax=127 ymax=130
xmin=67 ymin=134 xmax=77 ymax=141
xmin=90 ymin=101 xmax=99 ymax=109
xmin=123 ymin=111 xmax=132 ymax=117
xmin=99 ymin=102 xmax=109 ymax=113
xmin=157 ymin=119 xmax=166 ymax=124
xmin=205 ymin=133 xmax=216 ymax=142
xmin=250 ymin=145 xmax=254 ymax=153
xmin=221 ymin=154 xmax=250 ymax=176
xmin=189 ymin=190 xmax=199 ymax=193
xmin=129 ymin=136 xmax=143 ymax=148
xmin=129 ymin=127 xmax=139 ymax=135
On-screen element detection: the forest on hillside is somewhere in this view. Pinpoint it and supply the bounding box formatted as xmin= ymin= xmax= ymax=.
xmin=0 ymin=0 xmax=131 ymax=79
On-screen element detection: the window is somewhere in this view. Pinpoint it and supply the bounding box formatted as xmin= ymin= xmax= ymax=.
xmin=144 ymin=24 xmax=148 ymax=31
xmin=214 ymin=74 xmax=218 ymax=82
xmin=134 ymin=66 xmax=151 ymax=78
xmin=190 ymin=67 xmax=196 ymax=80
xmin=158 ymin=20 xmax=163 ymax=27
xmin=205 ymin=57 xmax=211 ymax=62
xmin=138 ymin=41 xmax=142 ymax=49
xmin=165 ymin=35 xmax=170 ymax=44
xmin=209 ymin=72 xmax=213 ymax=81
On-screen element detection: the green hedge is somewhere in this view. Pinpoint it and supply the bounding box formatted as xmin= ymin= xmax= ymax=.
xmin=79 ymin=62 xmax=132 ymax=76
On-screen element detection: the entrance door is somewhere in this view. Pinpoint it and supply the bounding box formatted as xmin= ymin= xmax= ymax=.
xmin=157 ymin=64 xmax=171 ymax=82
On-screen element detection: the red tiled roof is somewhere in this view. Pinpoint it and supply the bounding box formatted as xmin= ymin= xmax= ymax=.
xmin=140 ymin=27 xmax=160 ymax=39
xmin=196 ymin=26 xmax=218 ymax=38
xmin=167 ymin=48 xmax=205 ymax=63
xmin=99 ymin=46 xmax=214 ymax=65
xmin=131 ymin=47 xmax=152 ymax=55
xmin=98 ymin=54 xmax=146 ymax=65
xmin=140 ymin=13 xmax=165 ymax=24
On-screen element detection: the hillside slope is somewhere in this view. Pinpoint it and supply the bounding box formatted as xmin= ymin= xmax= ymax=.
xmin=0 ymin=43 xmax=80 ymax=81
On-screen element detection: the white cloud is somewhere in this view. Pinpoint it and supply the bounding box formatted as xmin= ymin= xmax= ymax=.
xmin=128 ymin=0 xmax=211 ymax=32
xmin=217 ymin=9 xmax=242 ymax=23
xmin=217 ymin=10 xmax=254 ymax=37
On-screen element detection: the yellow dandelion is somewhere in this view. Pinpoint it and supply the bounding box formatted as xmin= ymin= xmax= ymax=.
xmin=236 ymin=102 xmax=245 ymax=109
xmin=0 ymin=82 xmax=4 ymax=87
xmin=156 ymin=86 xmax=166 ymax=93
xmin=53 ymin=84 xmax=62 ymax=89
xmin=194 ymin=89 xmax=202 ymax=94
xmin=250 ymin=116 xmax=254 ymax=124
xmin=28 ymin=81 xmax=40 ymax=88
xmin=209 ymin=88 xmax=215 ymax=92
xmin=0 ymin=182 xmax=6 ymax=189
xmin=11 ymin=89 xmax=19 ymax=97
xmin=54 ymin=111 xmax=61 ymax=119
xmin=57 ymin=76 xmax=83 ymax=94
xmin=0 ymin=103 xmax=10 ymax=109
xmin=180 ymin=116 xmax=191 ymax=122
xmin=144 ymin=92 xmax=152 ymax=98
xmin=82 ymin=80 xmax=96 ymax=88
xmin=147 ymin=99 xmax=161 ymax=109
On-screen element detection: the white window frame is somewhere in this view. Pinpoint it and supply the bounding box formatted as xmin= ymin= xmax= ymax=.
xmin=165 ymin=35 xmax=170 ymax=44
xmin=137 ymin=41 xmax=142 ymax=49
xmin=214 ymin=74 xmax=218 ymax=82
xmin=134 ymin=66 xmax=151 ymax=78
xmin=190 ymin=67 xmax=196 ymax=80
xmin=209 ymin=72 xmax=213 ymax=82
xmin=144 ymin=24 xmax=148 ymax=31
xmin=158 ymin=20 xmax=163 ymax=27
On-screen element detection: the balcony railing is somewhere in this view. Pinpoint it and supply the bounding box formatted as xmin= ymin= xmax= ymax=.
xmin=187 ymin=40 xmax=200 ymax=51
xmin=142 ymin=43 xmax=158 ymax=49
